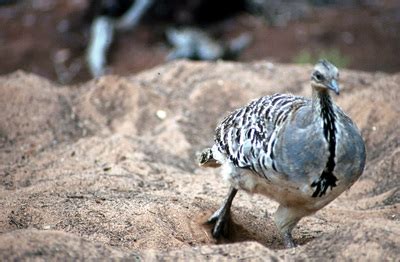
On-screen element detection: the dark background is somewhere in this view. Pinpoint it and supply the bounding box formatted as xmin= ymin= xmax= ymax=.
xmin=1 ymin=0 xmax=399 ymax=84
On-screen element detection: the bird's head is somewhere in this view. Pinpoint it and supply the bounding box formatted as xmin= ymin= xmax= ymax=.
xmin=311 ymin=60 xmax=340 ymax=95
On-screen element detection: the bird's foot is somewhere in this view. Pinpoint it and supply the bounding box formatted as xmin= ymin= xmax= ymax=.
xmin=207 ymin=205 xmax=231 ymax=238
xmin=283 ymin=232 xmax=297 ymax=249
xmin=207 ymin=187 xmax=238 ymax=238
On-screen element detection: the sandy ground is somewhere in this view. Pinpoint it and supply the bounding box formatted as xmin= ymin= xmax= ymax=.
xmin=0 ymin=61 xmax=399 ymax=260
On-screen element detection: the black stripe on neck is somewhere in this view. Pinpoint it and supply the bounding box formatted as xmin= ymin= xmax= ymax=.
xmin=311 ymin=92 xmax=338 ymax=197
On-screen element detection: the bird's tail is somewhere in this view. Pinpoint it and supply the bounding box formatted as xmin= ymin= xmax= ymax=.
xmin=197 ymin=148 xmax=221 ymax=168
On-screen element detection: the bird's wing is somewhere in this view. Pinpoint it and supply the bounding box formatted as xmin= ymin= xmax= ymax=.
xmin=215 ymin=94 xmax=306 ymax=177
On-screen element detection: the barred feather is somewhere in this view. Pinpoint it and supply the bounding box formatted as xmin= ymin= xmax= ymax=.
xmin=214 ymin=94 xmax=307 ymax=178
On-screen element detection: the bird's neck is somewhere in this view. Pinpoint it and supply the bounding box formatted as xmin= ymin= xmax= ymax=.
xmin=310 ymin=87 xmax=338 ymax=197
xmin=312 ymin=88 xmax=336 ymax=141
xmin=312 ymin=88 xmax=334 ymax=120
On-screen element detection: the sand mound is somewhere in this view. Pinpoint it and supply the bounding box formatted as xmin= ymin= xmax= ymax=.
xmin=0 ymin=61 xmax=399 ymax=260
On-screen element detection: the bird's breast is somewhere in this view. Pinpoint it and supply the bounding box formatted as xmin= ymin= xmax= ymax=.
xmin=333 ymin=118 xmax=366 ymax=183
xmin=273 ymin=116 xmax=329 ymax=184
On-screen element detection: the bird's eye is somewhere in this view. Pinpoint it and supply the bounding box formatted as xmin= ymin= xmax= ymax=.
xmin=315 ymin=72 xmax=323 ymax=81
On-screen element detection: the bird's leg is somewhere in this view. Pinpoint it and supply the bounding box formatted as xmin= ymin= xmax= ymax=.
xmin=207 ymin=186 xmax=238 ymax=238
xmin=274 ymin=205 xmax=305 ymax=248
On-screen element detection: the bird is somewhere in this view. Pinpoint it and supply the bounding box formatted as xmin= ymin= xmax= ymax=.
xmin=198 ymin=60 xmax=366 ymax=248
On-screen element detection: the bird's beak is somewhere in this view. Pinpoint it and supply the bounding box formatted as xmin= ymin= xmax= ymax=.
xmin=327 ymin=79 xmax=340 ymax=95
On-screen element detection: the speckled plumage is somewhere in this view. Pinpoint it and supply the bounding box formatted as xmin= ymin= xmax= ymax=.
xmin=214 ymin=94 xmax=305 ymax=177
xmin=201 ymin=60 xmax=366 ymax=248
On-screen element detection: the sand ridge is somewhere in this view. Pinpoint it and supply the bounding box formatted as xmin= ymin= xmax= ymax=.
xmin=0 ymin=61 xmax=399 ymax=260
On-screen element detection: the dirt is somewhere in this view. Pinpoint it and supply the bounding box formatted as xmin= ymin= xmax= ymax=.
xmin=1 ymin=1 xmax=400 ymax=85
xmin=0 ymin=60 xmax=399 ymax=260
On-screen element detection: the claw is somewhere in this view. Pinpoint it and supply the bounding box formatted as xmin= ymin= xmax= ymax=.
xmin=208 ymin=206 xmax=230 ymax=238
xmin=207 ymin=204 xmax=225 ymax=224
xmin=211 ymin=214 xmax=230 ymax=238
